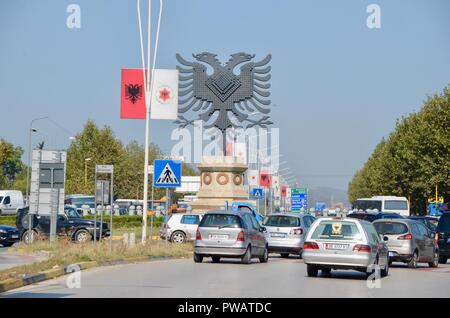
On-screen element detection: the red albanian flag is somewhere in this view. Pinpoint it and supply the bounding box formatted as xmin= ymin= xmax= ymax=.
xmin=260 ymin=170 xmax=272 ymax=188
xmin=281 ymin=185 xmax=287 ymax=197
xmin=120 ymin=69 xmax=148 ymax=119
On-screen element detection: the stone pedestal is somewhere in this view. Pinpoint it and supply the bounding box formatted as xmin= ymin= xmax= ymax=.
xmin=190 ymin=156 xmax=249 ymax=213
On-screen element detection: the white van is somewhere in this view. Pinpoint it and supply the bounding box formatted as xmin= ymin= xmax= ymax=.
xmin=0 ymin=190 xmax=24 ymax=215
xmin=352 ymin=196 xmax=410 ymax=216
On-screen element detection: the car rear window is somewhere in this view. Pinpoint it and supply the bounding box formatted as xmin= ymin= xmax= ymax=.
xmin=262 ymin=215 xmax=300 ymax=227
xmin=384 ymin=200 xmax=408 ymax=210
xmin=373 ymin=222 xmax=408 ymax=235
xmin=437 ymin=214 xmax=450 ymax=232
xmin=199 ymin=214 xmax=242 ymax=228
xmin=311 ymin=221 xmax=362 ymax=241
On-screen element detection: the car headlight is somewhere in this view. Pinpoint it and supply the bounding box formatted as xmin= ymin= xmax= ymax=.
xmin=0 ymin=229 xmax=7 ymax=233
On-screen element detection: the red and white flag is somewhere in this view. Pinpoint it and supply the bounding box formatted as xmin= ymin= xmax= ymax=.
xmin=120 ymin=69 xmax=147 ymax=119
xmin=247 ymin=170 xmax=259 ymax=186
xmin=281 ymin=185 xmax=287 ymax=198
xmin=150 ymin=69 xmax=178 ymax=120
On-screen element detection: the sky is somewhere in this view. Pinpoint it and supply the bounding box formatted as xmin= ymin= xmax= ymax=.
xmin=0 ymin=0 xmax=449 ymax=191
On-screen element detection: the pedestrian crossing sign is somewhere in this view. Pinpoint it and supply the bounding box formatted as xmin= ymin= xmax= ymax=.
xmin=153 ymin=159 xmax=182 ymax=188
xmin=251 ymin=187 xmax=264 ymax=199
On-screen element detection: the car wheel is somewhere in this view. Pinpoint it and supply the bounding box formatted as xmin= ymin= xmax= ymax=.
xmin=438 ymin=256 xmax=447 ymax=264
xmin=381 ymin=257 xmax=389 ymax=277
xmin=241 ymin=246 xmax=252 ymax=264
xmin=74 ymin=229 xmax=91 ymax=243
xmin=22 ymin=230 xmax=37 ymax=244
xmin=170 ymin=231 xmax=186 ymax=244
xmin=321 ymin=268 xmax=331 ymax=275
xmin=429 ymin=250 xmax=439 ymax=268
xmin=193 ymin=253 xmax=203 ymax=263
xmin=408 ymin=251 xmax=418 ymax=269
xmin=211 ymin=256 xmax=220 ymax=263
xmin=280 ymin=253 xmax=289 ymax=258
xmin=307 ymin=264 xmax=318 ymax=277
xmin=259 ymin=246 xmax=269 ymax=263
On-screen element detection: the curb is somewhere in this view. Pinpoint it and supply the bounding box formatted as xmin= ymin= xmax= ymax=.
xmin=0 ymin=256 xmax=180 ymax=294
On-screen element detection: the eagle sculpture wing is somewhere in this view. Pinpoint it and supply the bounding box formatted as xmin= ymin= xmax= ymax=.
xmin=230 ymin=54 xmax=273 ymax=128
xmin=175 ymin=54 xmax=217 ymax=127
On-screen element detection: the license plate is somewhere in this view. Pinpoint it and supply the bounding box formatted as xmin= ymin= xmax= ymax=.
xmin=210 ymin=234 xmax=228 ymax=240
xmin=11 ymin=235 xmax=19 ymax=239
xmin=270 ymin=233 xmax=287 ymax=238
xmin=325 ymin=243 xmax=348 ymax=250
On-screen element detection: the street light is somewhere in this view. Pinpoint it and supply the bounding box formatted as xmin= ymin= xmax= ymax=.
xmin=84 ymin=158 xmax=92 ymax=189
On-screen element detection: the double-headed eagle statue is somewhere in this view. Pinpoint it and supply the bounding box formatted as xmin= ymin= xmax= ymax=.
xmin=175 ymin=52 xmax=273 ymax=154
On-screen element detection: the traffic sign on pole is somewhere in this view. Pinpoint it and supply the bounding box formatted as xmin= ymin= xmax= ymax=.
xmin=291 ymin=188 xmax=308 ymax=212
xmin=153 ymin=159 xmax=182 ymax=188
xmin=251 ymin=187 xmax=264 ymax=199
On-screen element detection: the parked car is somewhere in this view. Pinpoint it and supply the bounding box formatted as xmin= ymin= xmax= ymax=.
xmin=373 ymin=219 xmax=439 ymax=268
xmin=347 ymin=211 xmax=403 ymax=222
xmin=436 ymin=212 xmax=450 ymax=264
xmin=159 ymin=213 xmax=203 ymax=244
xmin=408 ymin=216 xmax=439 ymax=233
xmin=16 ymin=206 xmax=110 ymax=243
xmin=302 ymin=217 xmax=389 ymax=278
xmin=193 ymin=210 xmax=268 ymax=264
xmin=262 ymin=213 xmax=315 ymax=258
xmin=0 ymin=224 xmax=20 ymax=247
xmin=0 ymin=190 xmax=24 ymax=215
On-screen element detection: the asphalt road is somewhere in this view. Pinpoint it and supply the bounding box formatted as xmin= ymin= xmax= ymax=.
xmin=1 ymin=255 xmax=450 ymax=298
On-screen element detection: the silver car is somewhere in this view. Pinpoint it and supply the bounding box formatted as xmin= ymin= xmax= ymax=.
xmin=373 ymin=218 xmax=439 ymax=268
xmin=159 ymin=213 xmax=203 ymax=244
xmin=262 ymin=213 xmax=316 ymax=258
xmin=303 ymin=217 xmax=389 ymax=278
xmin=193 ymin=210 xmax=268 ymax=264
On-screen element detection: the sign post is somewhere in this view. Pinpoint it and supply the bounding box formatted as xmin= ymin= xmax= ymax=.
xmin=153 ymin=159 xmax=182 ymax=245
xmin=94 ymin=164 xmax=114 ymax=252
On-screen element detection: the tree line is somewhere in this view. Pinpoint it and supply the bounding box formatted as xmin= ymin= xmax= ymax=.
xmin=0 ymin=120 xmax=198 ymax=201
xmin=348 ymin=86 xmax=450 ymax=214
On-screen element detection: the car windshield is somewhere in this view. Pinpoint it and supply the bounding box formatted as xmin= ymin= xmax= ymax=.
xmin=263 ymin=215 xmax=300 ymax=227
xmin=437 ymin=214 xmax=450 ymax=232
xmin=200 ymin=214 xmax=242 ymax=228
xmin=64 ymin=207 xmax=80 ymax=218
xmin=384 ymin=200 xmax=408 ymax=210
xmin=311 ymin=221 xmax=362 ymax=241
xmin=352 ymin=200 xmax=382 ymax=211
xmin=374 ymin=222 xmax=408 ymax=235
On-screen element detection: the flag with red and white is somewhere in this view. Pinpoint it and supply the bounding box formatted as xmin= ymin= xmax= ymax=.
xmin=120 ymin=69 xmax=147 ymax=119
xmin=247 ymin=170 xmax=259 ymax=186
xmin=281 ymin=185 xmax=287 ymax=197
xmin=150 ymin=69 xmax=178 ymax=120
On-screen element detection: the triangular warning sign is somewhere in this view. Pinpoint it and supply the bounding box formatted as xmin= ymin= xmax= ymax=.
xmin=254 ymin=191 xmax=261 ymax=198
xmin=156 ymin=163 xmax=179 ymax=184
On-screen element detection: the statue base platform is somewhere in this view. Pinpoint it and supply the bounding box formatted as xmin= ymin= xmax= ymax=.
xmin=190 ymin=156 xmax=249 ymax=213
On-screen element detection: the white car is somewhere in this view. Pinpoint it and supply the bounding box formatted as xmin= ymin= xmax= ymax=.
xmin=160 ymin=213 xmax=203 ymax=244
xmin=0 ymin=190 xmax=24 ymax=215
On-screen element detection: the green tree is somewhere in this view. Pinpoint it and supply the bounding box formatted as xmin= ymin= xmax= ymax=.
xmin=348 ymin=85 xmax=450 ymax=214
xmin=0 ymin=139 xmax=25 ymax=188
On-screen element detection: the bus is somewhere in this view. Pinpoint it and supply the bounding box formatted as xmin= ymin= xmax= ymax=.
xmin=352 ymin=196 xmax=410 ymax=216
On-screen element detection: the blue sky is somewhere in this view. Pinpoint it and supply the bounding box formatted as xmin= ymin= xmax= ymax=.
xmin=0 ymin=0 xmax=449 ymax=190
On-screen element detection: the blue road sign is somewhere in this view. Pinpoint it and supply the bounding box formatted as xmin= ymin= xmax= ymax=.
xmin=291 ymin=188 xmax=308 ymax=212
xmin=251 ymin=187 xmax=264 ymax=199
xmin=153 ymin=159 xmax=182 ymax=188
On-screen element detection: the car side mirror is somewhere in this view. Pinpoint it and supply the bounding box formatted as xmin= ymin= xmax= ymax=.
xmin=259 ymin=226 xmax=267 ymax=233
xmin=383 ymin=236 xmax=389 ymax=242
